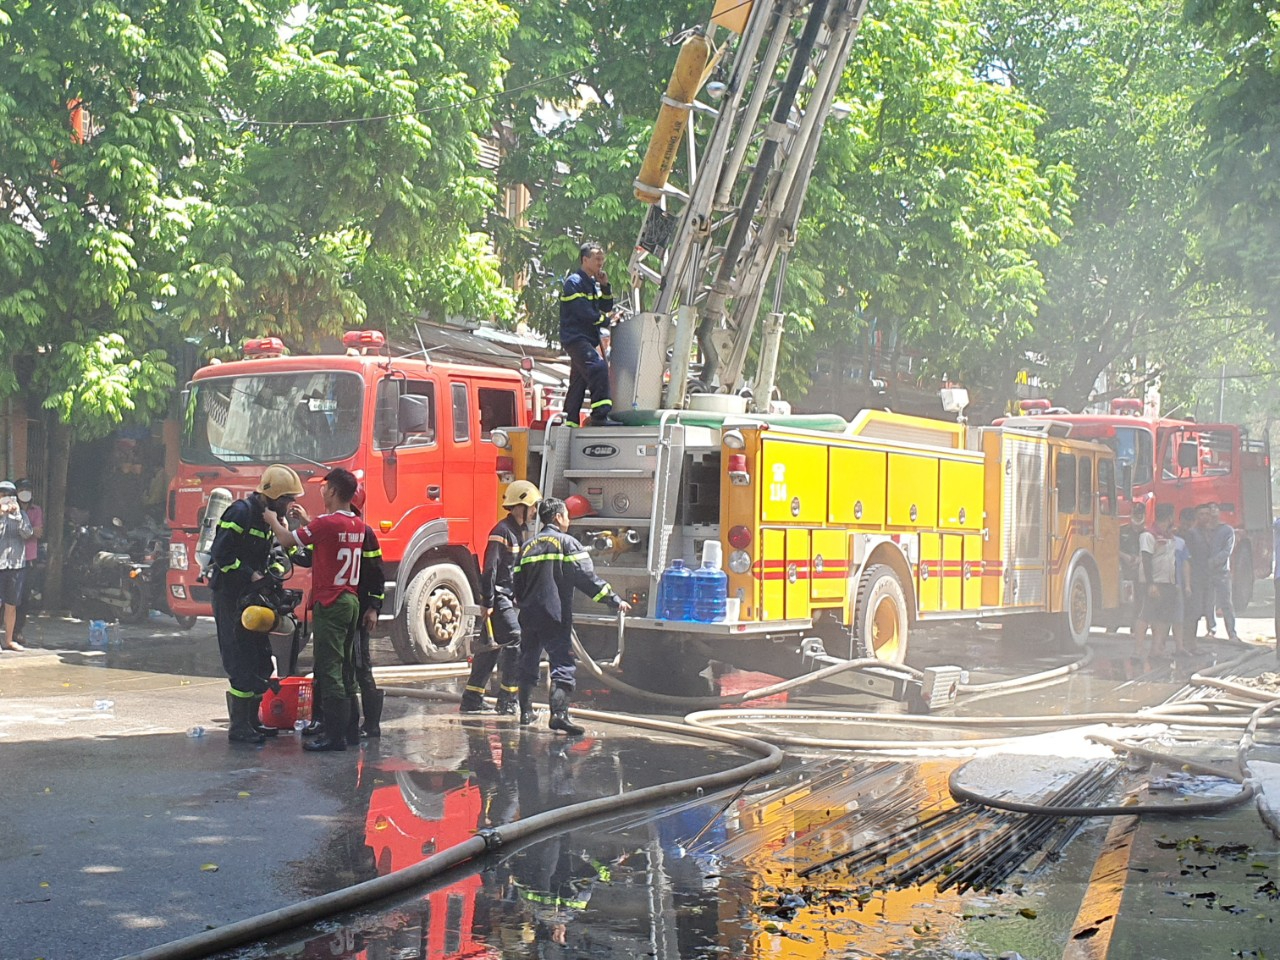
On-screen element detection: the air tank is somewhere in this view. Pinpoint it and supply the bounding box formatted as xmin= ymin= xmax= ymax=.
xmin=634 ymin=31 xmax=713 ymax=204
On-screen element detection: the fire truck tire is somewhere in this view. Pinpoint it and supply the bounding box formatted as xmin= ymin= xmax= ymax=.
xmin=173 ymin=614 xmax=198 ymax=630
xmin=1056 ymin=564 xmax=1093 ymax=649
xmin=853 ymin=565 xmax=908 ymax=664
xmin=1232 ymin=548 xmax=1254 ymax=610
xmin=391 ymin=562 xmax=475 ymax=664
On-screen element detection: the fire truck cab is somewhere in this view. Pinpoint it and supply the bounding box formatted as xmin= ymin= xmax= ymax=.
xmin=166 ymin=330 xmax=530 ymax=664
xmin=1000 ymin=398 xmax=1273 ymax=607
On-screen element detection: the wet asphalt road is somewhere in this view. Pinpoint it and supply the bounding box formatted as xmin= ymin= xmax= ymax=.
xmin=2 ymin=606 xmax=1279 ymax=960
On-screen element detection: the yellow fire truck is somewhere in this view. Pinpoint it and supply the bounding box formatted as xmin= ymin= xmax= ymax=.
xmin=503 ymin=407 xmax=1119 ymax=681
xmin=502 ymin=0 xmax=1122 ymax=686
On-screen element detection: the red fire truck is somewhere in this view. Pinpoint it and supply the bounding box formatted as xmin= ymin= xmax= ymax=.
xmin=1001 ymin=398 xmax=1273 ymax=606
xmin=165 ymin=330 xmax=530 ymax=663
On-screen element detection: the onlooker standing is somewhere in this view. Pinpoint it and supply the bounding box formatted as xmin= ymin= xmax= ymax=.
xmin=1177 ymin=506 xmax=1201 ymax=654
xmin=1119 ymin=501 xmax=1148 ymax=634
xmin=12 ymin=478 xmax=43 ymax=645
xmin=0 ymin=479 xmax=33 ymax=652
xmin=1272 ymin=517 xmax=1280 ymax=661
xmin=1204 ymin=501 xmax=1239 ymax=641
xmin=265 ymin=467 xmax=365 ymax=753
xmin=1186 ymin=503 xmax=1213 ymax=641
xmin=1135 ymin=504 xmax=1179 ymax=657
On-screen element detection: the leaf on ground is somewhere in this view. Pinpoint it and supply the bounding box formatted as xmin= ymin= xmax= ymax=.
xmin=200 ymin=863 xmax=219 ymax=872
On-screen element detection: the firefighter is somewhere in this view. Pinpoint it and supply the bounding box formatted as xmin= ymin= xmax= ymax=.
xmin=461 ymin=479 xmax=541 ymax=716
xmin=560 ymin=241 xmax=622 ymax=427
xmin=209 ymin=464 xmax=304 ymax=744
xmin=514 ymin=497 xmax=630 ymax=735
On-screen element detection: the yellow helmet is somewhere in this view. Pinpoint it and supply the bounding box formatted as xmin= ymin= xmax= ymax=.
xmin=256 ymin=464 xmax=304 ymax=498
xmin=240 ymin=605 xmax=278 ymax=633
xmin=502 ymin=479 xmax=542 ymax=509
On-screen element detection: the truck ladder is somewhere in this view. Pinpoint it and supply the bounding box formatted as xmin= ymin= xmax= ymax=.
xmin=625 ymin=0 xmax=871 ymax=412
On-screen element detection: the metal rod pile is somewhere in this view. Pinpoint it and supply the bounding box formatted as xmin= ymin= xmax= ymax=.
xmin=799 ymin=762 xmax=1120 ymax=894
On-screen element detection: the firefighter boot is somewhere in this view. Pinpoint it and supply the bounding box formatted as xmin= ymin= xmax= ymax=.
xmin=548 ymin=683 xmax=584 ymax=737
xmin=300 ymin=686 xmax=324 ymax=737
xmin=249 ymin=695 xmax=279 ymax=738
xmin=226 ymin=692 xmax=265 ymax=745
xmin=495 ymin=685 xmax=519 ymax=716
xmin=346 ymin=693 xmax=363 ymax=746
xmin=304 ymin=699 xmax=350 ymax=752
xmin=459 ymin=688 xmax=494 ymax=714
xmin=518 ymin=683 xmax=538 ymax=727
xmin=361 ymin=689 xmax=385 ymax=738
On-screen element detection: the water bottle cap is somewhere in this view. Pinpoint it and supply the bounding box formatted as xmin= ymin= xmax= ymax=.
xmin=701 ymin=540 xmax=723 ymax=569
xmin=672 ymin=559 xmax=685 ymax=569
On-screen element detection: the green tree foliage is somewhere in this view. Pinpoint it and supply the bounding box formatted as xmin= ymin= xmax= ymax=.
xmin=496 ymin=0 xmax=1069 ymax=405
xmin=0 ymin=0 xmax=514 ymax=601
xmin=974 ymin=0 xmax=1262 ymax=412
xmin=1184 ymin=0 xmax=1280 ymax=333
xmin=174 ymin=0 xmax=517 ymax=343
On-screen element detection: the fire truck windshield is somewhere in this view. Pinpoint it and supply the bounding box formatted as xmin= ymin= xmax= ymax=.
xmin=181 ymin=372 xmax=364 ymax=465
xmin=1105 ymin=425 xmax=1154 ymax=487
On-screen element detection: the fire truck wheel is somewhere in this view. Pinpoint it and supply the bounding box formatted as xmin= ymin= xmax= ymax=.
xmin=173 ymin=615 xmax=198 ymax=630
xmin=392 ymin=562 xmax=475 ymax=664
xmin=854 ymin=565 xmax=908 ymax=664
xmin=1057 ymin=564 xmax=1093 ymax=649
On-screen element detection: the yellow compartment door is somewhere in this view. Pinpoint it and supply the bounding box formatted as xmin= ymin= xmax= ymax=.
xmin=916 ymin=533 xmax=942 ymax=612
xmin=963 ymin=535 xmax=985 ymax=610
xmin=887 ymin=454 xmax=939 ymax=529
xmin=828 ymin=447 xmax=887 ymax=528
xmin=759 ymin=529 xmax=786 ymax=621
xmin=785 ymin=529 xmax=812 ymax=620
xmin=939 ymin=458 xmax=984 ymax=531
xmin=941 ymin=535 xmax=965 ymax=611
xmin=810 ymin=529 xmax=849 ymax=603
xmin=761 ymin=440 xmax=828 ymax=524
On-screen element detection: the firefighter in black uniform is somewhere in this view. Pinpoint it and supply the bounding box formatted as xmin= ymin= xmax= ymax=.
xmin=514 ymin=497 xmax=630 ymax=735
xmin=461 ymin=480 xmax=541 ymax=716
xmin=209 ymin=464 xmax=304 ymax=744
xmin=560 ymin=241 xmax=622 ymax=427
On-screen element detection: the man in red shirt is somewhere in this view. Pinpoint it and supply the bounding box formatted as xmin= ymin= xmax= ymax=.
xmin=264 ymin=467 xmax=365 ymax=752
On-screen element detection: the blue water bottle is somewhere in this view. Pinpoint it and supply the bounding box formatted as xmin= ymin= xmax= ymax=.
xmin=659 ymin=559 xmax=695 ymax=621
xmin=693 ymin=542 xmax=728 ymax=623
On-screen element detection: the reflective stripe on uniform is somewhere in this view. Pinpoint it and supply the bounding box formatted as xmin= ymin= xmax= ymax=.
xmin=219 ymin=520 xmax=245 ymax=533
xmin=219 ymin=558 xmax=242 ymax=573
xmin=592 ymin=585 xmax=613 ymax=602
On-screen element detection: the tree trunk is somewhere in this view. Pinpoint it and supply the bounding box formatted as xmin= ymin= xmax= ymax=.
xmin=41 ymin=417 xmax=73 ymax=611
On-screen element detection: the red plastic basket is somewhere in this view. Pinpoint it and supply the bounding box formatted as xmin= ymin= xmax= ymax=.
xmin=259 ymin=676 xmax=313 ymax=729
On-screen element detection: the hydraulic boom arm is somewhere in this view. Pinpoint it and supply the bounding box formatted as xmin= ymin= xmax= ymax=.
xmin=622 ymin=0 xmax=870 ymax=413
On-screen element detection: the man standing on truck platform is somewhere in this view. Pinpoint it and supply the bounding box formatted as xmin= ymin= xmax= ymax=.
xmin=264 ymin=468 xmax=365 ymax=752
xmin=461 ymin=479 xmax=542 ymax=716
xmin=209 ymin=465 xmax=304 ymax=744
xmin=514 ymin=498 xmax=630 ymax=735
xmin=560 ymin=242 xmax=623 ymax=428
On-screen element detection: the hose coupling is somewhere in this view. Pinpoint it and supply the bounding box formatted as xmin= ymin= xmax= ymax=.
xmin=477 ymin=828 xmax=504 ymax=852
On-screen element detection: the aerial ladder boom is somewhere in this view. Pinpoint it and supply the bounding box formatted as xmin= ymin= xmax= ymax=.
xmin=619 ymin=0 xmax=870 ymax=414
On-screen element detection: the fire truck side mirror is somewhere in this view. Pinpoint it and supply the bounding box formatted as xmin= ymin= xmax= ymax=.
xmin=397 ymin=394 xmax=429 ymax=438
xmin=1177 ymin=441 xmax=1199 ymax=472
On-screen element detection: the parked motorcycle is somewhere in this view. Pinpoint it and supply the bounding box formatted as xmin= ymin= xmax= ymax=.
xmin=65 ymin=519 xmax=196 ymax=628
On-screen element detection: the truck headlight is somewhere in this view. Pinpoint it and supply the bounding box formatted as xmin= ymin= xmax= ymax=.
xmin=169 ymin=542 xmax=189 ymax=571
